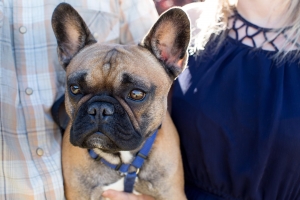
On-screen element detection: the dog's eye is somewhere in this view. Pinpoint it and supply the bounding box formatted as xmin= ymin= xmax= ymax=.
xmin=128 ymin=89 xmax=145 ymax=101
xmin=70 ymin=85 xmax=81 ymax=95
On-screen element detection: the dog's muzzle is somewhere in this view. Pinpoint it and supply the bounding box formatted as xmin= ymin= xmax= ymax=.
xmin=70 ymin=95 xmax=143 ymax=151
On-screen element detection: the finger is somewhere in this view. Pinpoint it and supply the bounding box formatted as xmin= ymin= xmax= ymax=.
xmin=102 ymin=190 xmax=135 ymax=200
xmin=102 ymin=190 xmax=155 ymax=200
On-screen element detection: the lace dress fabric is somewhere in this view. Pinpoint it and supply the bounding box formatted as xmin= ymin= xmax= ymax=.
xmin=227 ymin=10 xmax=300 ymax=52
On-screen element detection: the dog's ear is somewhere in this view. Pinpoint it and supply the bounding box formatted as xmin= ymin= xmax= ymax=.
xmin=141 ymin=7 xmax=190 ymax=79
xmin=51 ymin=3 xmax=96 ymax=69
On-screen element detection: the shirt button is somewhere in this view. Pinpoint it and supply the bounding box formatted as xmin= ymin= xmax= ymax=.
xmin=36 ymin=148 xmax=44 ymax=156
xmin=19 ymin=26 xmax=27 ymax=34
xmin=93 ymin=32 xmax=98 ymax=39
xmin=25 ymin=87 xmax=33 ymax=95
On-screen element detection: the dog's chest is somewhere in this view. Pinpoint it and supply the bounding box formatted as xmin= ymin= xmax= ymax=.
xmin=102 ymin=151 xmax=140 ymax=193
xmin=87 ymin=151 xmax=142 ymax=192
xmin=87 ymin=151 xmax=157 ymax=198
xmin=103 ymin=176 xmax=140 ymax=195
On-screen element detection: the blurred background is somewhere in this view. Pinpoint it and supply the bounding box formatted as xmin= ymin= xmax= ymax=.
xmin=153 ymin=0 xmax=201 ymax=14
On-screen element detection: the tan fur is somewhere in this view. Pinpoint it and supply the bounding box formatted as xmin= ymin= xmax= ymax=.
xmin=62 ymin=112 xmax=185 ymax=200
xmin=52 ymin=4 xmax=190 ymax=200
xmin=65 ymin=44 xmax=172 ymax=133
xmin=62 ymin=44 xmax=186 ymax=200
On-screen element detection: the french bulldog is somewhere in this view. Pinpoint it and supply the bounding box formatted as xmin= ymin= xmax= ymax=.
xmin=52 ymin=3 xmax=190 ymax=200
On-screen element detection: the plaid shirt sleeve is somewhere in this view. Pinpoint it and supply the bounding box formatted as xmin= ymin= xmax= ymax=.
xmin=0 ymin=0 xmax=158 ymax=199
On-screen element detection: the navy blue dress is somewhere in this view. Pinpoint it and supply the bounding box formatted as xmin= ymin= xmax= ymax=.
xmin=171 ymin=14 xmax=300 ymax=200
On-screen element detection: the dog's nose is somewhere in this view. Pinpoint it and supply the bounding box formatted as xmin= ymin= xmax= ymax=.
xmin=88 ymin=102 xmax=114 ymax=119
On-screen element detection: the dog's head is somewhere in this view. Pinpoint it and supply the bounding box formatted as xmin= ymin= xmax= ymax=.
xmin=52 ymin=3 xmax=190 ymax=153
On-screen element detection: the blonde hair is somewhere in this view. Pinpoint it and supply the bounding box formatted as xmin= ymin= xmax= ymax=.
xmin=190 ymin=0 xmax=233 ymax=53
xmin=191 ymin=0 xmax=300 ymax=60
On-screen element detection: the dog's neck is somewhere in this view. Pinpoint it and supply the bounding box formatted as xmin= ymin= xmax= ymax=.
xmin=92 ymin=148 xmax=139 ymax=165
xmin=91 ymin=128 xmax=161 ymax=165
xmin=89 ymin=126 xmax=161 ymax=168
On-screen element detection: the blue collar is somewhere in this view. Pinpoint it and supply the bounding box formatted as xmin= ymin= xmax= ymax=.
xmin=88 ymin=130 xmax=158 ymax=193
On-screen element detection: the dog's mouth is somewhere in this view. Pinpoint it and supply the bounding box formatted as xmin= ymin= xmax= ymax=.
xmin=81 ymin=132 xmax=119 ymax=153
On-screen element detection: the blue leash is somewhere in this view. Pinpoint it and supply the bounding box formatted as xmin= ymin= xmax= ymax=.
xmin=88 ymin=130 xmax=158 ymax=193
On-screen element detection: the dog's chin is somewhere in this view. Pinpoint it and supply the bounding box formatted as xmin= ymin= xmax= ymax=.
xmin=81 ymin=132 xmax=120 ymax=153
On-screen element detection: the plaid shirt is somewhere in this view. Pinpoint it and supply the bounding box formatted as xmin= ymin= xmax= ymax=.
xmin=0 ymin=0 xmax=158 ymax=199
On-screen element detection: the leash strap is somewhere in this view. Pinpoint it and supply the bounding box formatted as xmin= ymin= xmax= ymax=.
xmin=124 ymin=171 xmax=138 ymax=193
xmin=131 ymin=130 xmax=157 ymax=169
xmin=88 ymin=130 xmax=158 ymax=193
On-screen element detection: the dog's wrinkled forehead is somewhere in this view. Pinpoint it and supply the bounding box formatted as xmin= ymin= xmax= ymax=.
xmin=66 ymin=43 xmax=171 ymax=93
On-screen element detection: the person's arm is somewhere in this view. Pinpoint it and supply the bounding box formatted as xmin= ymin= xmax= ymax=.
xmin=119 ymin=0 xmax=159 ymax=44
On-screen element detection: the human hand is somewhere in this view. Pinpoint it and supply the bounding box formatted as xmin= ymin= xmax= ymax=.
xmin=102 ymin=189 xmax=155 ymax=200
